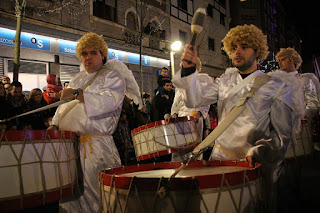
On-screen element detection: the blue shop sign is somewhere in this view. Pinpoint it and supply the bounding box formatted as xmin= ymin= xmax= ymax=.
xmin=142 ymin=56 xmax=150 ymax=66
xmin=108 ymin=49 xmax=123 ymax=61
xmin=59 ymin=40 xmax=77 ymax=55
xmin=128 ymin=53 xmax=150 ymax=66
xmin=0 ymin=28 xmax=50 ymax=51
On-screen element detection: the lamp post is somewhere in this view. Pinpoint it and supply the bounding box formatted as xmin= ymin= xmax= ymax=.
xmin=170 ymin=41 xmax=182 ymax=78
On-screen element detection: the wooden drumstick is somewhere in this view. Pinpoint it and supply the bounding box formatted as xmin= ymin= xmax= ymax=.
xmin=0 ymin=100 xmax=68 ymax=123
xmin=184 ymin=8 xmax=206 ymax=64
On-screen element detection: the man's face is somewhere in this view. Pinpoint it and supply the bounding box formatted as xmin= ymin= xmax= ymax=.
xmin=80 ymin=47 xmax=104 ymax=73
xmin=11 ymin=86 xmax=22 ymax=98
xmin=2 ymin=77 xmax=10 ymax=84
xmin=4 ymin=84 xmax=11 ymax=94
xmin=230 ymin=41 xmax=257 ymax=72
xmin=64 ymin=82 xmax=69 ymax=89
xmin=161 ymin=69 xmax=169 ymax=77
xmin=163 ymin=83 xmax=172 ymax=92
xmin=278 ymin=57 xmax=295 ymax=72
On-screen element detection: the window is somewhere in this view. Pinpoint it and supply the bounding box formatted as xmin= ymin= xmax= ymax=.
xmin=178 ymin=0 xmax=188 ymax=11
xmin=220 ymin=12 xmax=225 ymax=25
xmin=93 ymin=0 xmax=117 ymax=22
xmin=179 ymin=30 xmax=187 ymax=45
xmin=127 ymin=12 xmax=137 ymax=31
xmin=7 ymin=60 xmax=48 ymax=91
xmin=171 ymin=0 xmax=193 ymax=24
xmin=207 ymin=4 xmax=214 ymax=18
xmin=208 ymin=37 xmax=215 ymax=51
xmin=219 ymin=0 xmax=226 ymax=8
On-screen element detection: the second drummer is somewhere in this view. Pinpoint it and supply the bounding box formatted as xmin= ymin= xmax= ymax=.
xmin=48 ymin=32 xmax=125 ymax=212
xmin=172 ymin=24 xmax=299 ymax=211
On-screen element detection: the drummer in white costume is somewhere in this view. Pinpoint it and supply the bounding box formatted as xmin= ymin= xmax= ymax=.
xmin=274 ymin=47 xmax=319 ymax=155
xmin=173 ymin=24 xmax=295 ymax=166
xmin=172 ymin=25 xmax=297 ymax=211
xmin=48 ymin=32 xmax=125 ymax=212
xmin=275 ymin=47 xmax=319 ymax=120
xmin=273 ymin=47 xmax=319 ymax=212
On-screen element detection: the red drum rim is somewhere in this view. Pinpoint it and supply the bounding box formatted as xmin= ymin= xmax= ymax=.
xmin=99 ymin=161 xmax=260 ymax=190
xmin=131 ymin=116 xmax=195 ymax=135
xmin=0 ymin=185 xmax=74 ymax=211
xmin=0 ymin=130 xmax=76 ymax=141
xmin=136 ymin=143 xmax=200 ymax=161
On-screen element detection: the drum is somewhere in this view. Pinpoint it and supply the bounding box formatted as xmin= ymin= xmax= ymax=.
xmin=285 ymin=120 xmax=314 ymax=160
xmin=0 ymin=130 xmax=79 ymax=211
xmin=131 ymin=116 xmax=202 ymax=161
xmin=99 ymin=161 xmax=262 ymax=213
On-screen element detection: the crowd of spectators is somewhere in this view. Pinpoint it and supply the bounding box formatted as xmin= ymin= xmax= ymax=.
xmin=0 ymin=76 xmax=57 ymax=130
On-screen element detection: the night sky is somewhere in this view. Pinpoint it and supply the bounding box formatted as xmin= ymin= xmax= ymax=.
xmin=282 ymin=0 xmax=320 ymax=62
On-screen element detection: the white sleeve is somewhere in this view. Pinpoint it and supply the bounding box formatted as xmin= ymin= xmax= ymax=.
xmin=172 ymin=70 xmax=219 ymax=108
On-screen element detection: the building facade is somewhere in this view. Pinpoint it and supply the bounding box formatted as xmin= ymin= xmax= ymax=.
xmin=229 ymin=0 xmax=302 ymax=72
xmin=170 ymin=0 xmax=231 ymax=77
xmin=0 ymin=0 xmax=231 ymax=93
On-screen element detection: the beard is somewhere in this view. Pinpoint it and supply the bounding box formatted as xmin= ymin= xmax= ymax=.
xmin=232 ymin=54 xmax=256 ymax=72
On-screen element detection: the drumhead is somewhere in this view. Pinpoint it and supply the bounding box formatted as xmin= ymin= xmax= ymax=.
xmin=119 ymin=166 xmax=249 ymax=178
xmin=100 ymin=161 xmax=260 ymax=190
xmin=0 ymin=130 xmax=78 ymax=211
xmin=131 ymin=116 xmax=195 ymax=135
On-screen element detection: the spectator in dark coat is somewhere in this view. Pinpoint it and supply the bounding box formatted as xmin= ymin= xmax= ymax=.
xmin=151 ymin=80 xmax=175 ymax=121
xmin=6 ymin=81 xmax=27 ymax=129
xmin=0 ymin=82 xmax=11 ymax=130
xmin=155 ymin=67 xmax=170 ymax=96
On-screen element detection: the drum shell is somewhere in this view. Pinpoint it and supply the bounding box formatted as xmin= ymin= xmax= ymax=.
xmin=285 ymin=120 xmax=314 ymax=160
xmin=99 ymin=161 xmax=262 ymax=213
xmin=0 ymin=130 xmax=79 ymax=211
xmin=131 ymin=116 xmax=202 ymax=161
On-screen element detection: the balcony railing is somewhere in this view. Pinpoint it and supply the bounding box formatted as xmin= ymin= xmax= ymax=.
xmin=124 ymin=30 xmax=166 ymax=51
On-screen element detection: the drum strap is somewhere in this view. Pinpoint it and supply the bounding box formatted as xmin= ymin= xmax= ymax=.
xmin=80 ymin=134 xmax=110 ymax=158
xmin=192 ymin=74 xmax=271 ymax=156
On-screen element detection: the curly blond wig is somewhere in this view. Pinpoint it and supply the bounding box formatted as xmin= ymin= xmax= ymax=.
xmin=222 ymin=24 xmax=269 ymax=62
xmin=275 ymin=47 xmax=302 ymax=70
xmin=76 ymin=32 xmax=108 ymax=60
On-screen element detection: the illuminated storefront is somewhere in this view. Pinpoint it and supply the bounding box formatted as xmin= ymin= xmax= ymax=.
xmin=0 ymin=27 xmax=169 ymax=93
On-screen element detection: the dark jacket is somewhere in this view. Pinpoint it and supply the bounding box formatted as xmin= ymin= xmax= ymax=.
xmin=151 ymin=89 xmax=175 ymax=121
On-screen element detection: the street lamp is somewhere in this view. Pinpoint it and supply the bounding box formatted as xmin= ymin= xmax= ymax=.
xmin=170 ymin=41 xmax=182 ymax=77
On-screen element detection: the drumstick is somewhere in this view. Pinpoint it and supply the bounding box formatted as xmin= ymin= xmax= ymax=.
xmin=169 ymin=149 xmax=206 ymax=181
xmin=157 ymin=150 xmax=206 ymax=197
xmin=0 ymin=100 xmax=68 ymax=123
xmin=184 ymin=8 xmax=206 ymax=64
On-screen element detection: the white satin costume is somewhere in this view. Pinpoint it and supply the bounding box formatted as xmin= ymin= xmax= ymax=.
xmin=301 ymin=73 xmax=320 ymax=118
xmin=172 ymin=68 xmax=295 ymax=166
xmin=268 ymin=70 xmax=319 ymax=155
xmin=170 ymin=73 xmax=211 ymax=161
xmin=51 ymin=62 xmax=125 ymax=212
